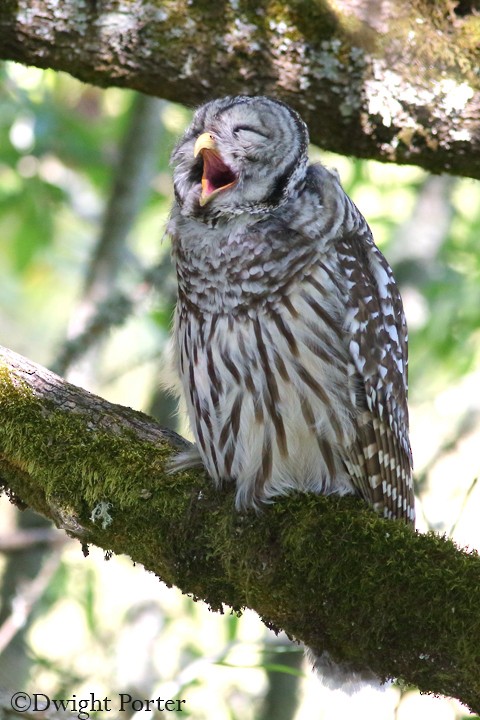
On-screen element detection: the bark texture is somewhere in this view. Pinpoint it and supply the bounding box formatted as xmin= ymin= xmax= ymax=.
xmin=0 ymin=1 xmax=480 ymax=177
xmin=0 ymin=345 xmax=480 ymax=714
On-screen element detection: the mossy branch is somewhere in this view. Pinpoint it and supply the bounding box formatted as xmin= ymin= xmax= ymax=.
xmin=0 ymin=344 xmax=479 ymax=713
xmin=0 ymin=1 xmax=480 ymax=178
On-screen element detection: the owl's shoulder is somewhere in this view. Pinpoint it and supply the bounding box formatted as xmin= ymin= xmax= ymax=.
xmin=305 ymin=162 xmax=344 ymax=201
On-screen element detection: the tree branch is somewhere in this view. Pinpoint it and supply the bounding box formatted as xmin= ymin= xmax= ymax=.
xmin=0 ymin=1 xmax=479 ymax=177
xmin=0 ymin=345 xmax=479 ymax=713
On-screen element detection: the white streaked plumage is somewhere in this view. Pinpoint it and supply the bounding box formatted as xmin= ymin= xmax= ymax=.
xmin=168 ymin=96 xmax=413 ymax=522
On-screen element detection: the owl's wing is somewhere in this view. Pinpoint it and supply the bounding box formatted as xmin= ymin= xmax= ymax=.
xmin=337 ymin=227 xmax=415 ymax=524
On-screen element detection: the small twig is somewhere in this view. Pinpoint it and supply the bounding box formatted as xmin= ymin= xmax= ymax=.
xmin=0 ymin=528 xmax=69 ymax=553
xmin=448 ymin=476 xmax=479 ymax=538
xmin=52 ymin=254 xmax=174 ymax=378
xmin=0 ymin=551 xmax=63 ymax=655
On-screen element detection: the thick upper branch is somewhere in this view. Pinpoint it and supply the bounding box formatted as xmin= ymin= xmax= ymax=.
xmin=0 ymin=345 xmax=479 ymax=712
xmin=0 ymin=1 xmax=480 ymax=177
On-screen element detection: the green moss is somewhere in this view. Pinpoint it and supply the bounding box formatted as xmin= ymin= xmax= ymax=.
xmin=1 ymin=363 xmax=480 ymax=710
xmin=0 ymin=365 xmax=172 ymax=518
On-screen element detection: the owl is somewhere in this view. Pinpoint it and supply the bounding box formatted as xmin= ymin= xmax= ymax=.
xmin=168 ymin=94 xmax=415 ymax=689
xmin=168 ymin=95 xmax=414 ymax=527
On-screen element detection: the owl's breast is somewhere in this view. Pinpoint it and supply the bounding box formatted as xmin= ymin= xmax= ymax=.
xmin=175 ymin=265 xmax=358 ymax=507
xmin=170 ymin=210 xmax=328 ymax=315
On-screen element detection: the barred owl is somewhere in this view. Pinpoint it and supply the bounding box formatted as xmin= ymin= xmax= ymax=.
xmin=168 ymin=95 xmax=415 ymax=685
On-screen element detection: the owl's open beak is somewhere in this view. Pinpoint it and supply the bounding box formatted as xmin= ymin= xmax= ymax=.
xmin=193 ymin=133 xmax=237 ymax=207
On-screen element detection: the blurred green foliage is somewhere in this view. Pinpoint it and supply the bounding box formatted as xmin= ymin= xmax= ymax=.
xmin=1 ymin=60 xmax=479 ymax=720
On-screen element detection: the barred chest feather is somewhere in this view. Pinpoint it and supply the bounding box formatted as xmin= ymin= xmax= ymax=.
xmin=170 ymin=141 xmax=413 ymax=523
xmin=170 ymin=178 xmax=363 ymax=508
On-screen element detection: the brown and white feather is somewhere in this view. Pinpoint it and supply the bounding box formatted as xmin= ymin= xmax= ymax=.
xmin=169 ymin=113 xmax=414 ymax=523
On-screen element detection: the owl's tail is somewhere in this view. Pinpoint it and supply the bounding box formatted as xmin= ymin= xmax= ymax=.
xmin=305 ymin=647 xmax=386 ymax=693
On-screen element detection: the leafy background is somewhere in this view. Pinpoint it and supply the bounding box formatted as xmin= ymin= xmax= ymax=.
xmin=0 ymin=62 xmax=479 ymax=719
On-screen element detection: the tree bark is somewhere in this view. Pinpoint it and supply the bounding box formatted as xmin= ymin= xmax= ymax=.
xmin=0 ymin=345 xmax=480 ymax=714
xmin=0 ymin=1 xmax=480 ymax=178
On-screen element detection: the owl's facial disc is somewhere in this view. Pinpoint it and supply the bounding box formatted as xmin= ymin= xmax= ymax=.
xmin=194 ymin=133 xmax=237 ymax=207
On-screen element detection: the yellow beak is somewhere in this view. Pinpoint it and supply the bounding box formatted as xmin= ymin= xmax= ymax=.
xmin=194 ymin=133 xmax=216 ymax=157
xmin=193 ymin=132 xmax=237 ymax=207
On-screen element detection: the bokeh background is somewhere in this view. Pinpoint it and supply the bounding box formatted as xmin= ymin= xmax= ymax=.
xmin=1 ymin=63 xmax=480 ymax=719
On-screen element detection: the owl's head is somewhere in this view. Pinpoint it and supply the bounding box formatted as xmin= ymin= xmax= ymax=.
xmin=171 ymin=96 xmax=309 ymax=219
